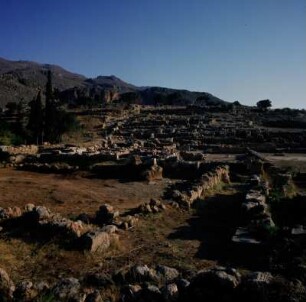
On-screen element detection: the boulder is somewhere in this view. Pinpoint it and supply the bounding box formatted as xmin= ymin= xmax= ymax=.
xmin=13 ymin=280 xmax=38 ymax=301
xmin=127 ymin=265 xmax=159 ymax=283
xmin=138 ymin=199 xmax=166 ymax=215
xmin=162 ymin=283 xmax=179 ymax=302
xmin=0 ymin=206 xmax=22 ymax=220
xmin=96 ymin=204 xmax=119 ymax=225
xmin=156 ymin=265 xmax=179 ymax=282
xmin=120 ymin=284 xmax=142 ymax=302
xmin=80 ymin=230 xmax=110 ymax=252
xmin=24 ymin=203 xmax=35 ymax=212
xmin=120 ymin=215 xmax=139 ymax=229
xmin=8 ymin=154 xmax=26 ymax=164
xmin=31 ymin=206 xmax=52 ymax=221
xmin=52 ymin=277 xmax=81 ymax=300
xmin=0 ymin=268 xmax=15 ymax=300
xmin=101 ymin=224 xmax=118 ymax=234
xmin=188 ymin=267 xmax=241 ymax=301
xmin=141 ymin=284 xmax=162 ymax=302
xmin=69 ymin=220 xmax=85 ymax=238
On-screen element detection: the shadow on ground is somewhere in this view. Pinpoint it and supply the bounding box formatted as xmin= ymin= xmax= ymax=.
xmin=168 ymin=185 xmax=270 ymax=270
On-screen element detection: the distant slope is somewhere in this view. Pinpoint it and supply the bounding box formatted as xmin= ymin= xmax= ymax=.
xmin=0 ymin=57 xmax=86 ymax=107
xmin=138 ymin=86 xmax=227 ymax=106
xmin=0 ymin=57 xmax=227 ymax=107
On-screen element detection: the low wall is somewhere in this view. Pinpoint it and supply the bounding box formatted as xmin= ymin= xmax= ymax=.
xmin=171 ymin=165 xmax=230 ymax=207
xmin=0 ymin=145 xmax=38 ymax=155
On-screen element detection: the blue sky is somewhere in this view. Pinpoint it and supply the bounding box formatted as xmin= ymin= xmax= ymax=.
xmin=0 ymin=0 xmax=305 ymax=108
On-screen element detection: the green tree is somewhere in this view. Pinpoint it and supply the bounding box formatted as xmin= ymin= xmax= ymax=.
xmin=44 ymin=70 xmax=80 ymax=142
xmin=257 ymin=99 xmax=272 ymax=110
xmin=27 ymin=90 xmax=44 ymax=144
xmin=44 ymin=70 xmax=58 ymax=142
xmin=233 ymin=101 xmax=241 ymax=106
xmin=15 ymin=98 xmax=29 ymax=143
xmin=0 ymin=120 xmax=22 ymax=145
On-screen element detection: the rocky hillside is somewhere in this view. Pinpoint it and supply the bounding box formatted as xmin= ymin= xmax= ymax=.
xmin=0 ymin=57 xmax=227 ymax=107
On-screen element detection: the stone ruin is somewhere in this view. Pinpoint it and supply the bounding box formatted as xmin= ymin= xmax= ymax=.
xmin=137 ymin=199 xmax=167 ymax=214
xmin=0 ymin=105 xmax=306 ymax=301
xmin=0 ymin=203 xmax=121 ymax=254
xmin=168 ymin=165 xmax=230 ymax=208
xmin=1 ymin=262 xmax=300 ymax=302
xmin=232 ymin=175 xmax=275 ymax=246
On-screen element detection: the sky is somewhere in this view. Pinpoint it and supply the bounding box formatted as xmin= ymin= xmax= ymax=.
xmin=0 ymin=0 xmax=305 ymax=108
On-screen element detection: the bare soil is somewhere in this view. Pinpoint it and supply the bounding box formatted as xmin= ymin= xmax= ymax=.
xmin=0 ymin=168 xmax=170 ymax=216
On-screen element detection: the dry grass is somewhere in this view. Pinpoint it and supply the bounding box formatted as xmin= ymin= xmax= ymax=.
xmin=122 ymin=210 xmax=216 ymax=272
xmin=0 ymin=228 xmax=130 ymax=283
xmin=0 ymin=168 xmax=170 ymax=216
xmin=0 ymin=168 xmax=241 ymax=284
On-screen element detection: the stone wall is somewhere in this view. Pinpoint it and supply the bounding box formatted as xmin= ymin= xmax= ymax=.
xmin=171 ymin=165 xmax=230 ymax=208
xmin=0 ymin=145 xmax=38 ymax=155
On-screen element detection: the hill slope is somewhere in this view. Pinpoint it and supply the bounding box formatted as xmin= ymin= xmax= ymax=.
xmin=0 ymin=57 xmax=227 ymax=107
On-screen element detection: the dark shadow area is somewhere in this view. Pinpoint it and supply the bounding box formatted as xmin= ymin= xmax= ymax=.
xmin=163 ymin=180 xmax=193 ymax=199
xmin=168 ymin=185 xmax=270 ymax=270
xmin=0 ymin=215 xmax=79 ymax=251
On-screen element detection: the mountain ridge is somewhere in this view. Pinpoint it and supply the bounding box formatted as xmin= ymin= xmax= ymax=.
xmin=0 ymin=57 xmax=227 ymax=107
